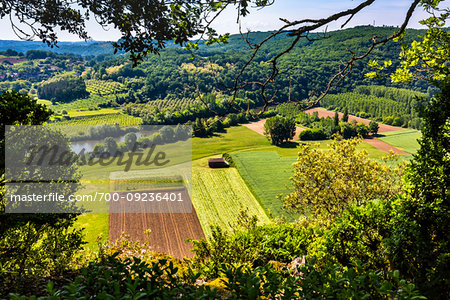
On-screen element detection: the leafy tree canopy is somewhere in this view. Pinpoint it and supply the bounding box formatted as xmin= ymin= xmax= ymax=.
xmin=284 ymin=138 xmax=405 ymax=221
xmin=0 ymin=0 xmax=273 ymax=65
xmin=263 ymin=115 xmax=295 ymax=145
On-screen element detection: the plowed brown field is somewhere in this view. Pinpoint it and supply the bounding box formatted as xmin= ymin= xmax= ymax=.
xmin=109 ymin=188 xmax=205 ymax=259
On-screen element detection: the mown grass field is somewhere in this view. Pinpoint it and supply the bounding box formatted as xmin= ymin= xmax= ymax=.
xmin=378 ymin=129 xmax=421 ymax=154
xmin=191 ymin=158 xmax=270 ymax=238
xmin=76 ymin=213 xmax=109 ymax=250
xmin=37 ymin=99 xmax=52 ymax=106
xmin=232 ymin=152 xmax=300 ymax=222
xmin=300 ymin=139 xmax=388 ymax=159
xmin=192 ymin=126 xmax=274 ymax=160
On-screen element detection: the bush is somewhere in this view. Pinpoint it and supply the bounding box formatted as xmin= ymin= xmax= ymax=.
xmin=356 ymin=122 xmax=369 ymax=137
xmin=368 ymin=120 xmax=379 ymax=135
xmin=10 ymin=254 xmax=424 ymax=299
xmin=383 ymin=115 xmax=394 ymax=125
xmin=298 ymin=128 xmax=327 ymax=140
xmin=340 ymin=122 xmax=357 ymax=139
xmin=137 ymin=136 xmax=152 ymax=148
xmin=307 ymin=200 xmax=394 ymax=271
xmin=189 ymin=220 xmax=315 ymax=277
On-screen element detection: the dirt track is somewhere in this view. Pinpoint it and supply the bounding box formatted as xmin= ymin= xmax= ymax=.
xmin=243 ymin=119 xmax=305 ymax=140
xmin=109 ymin=188 xmax=205 ymax=259
xmin=363 ymin=138 xmax=410 ymax=155
xmin=304 ymin=107 xmax=404 ymax=133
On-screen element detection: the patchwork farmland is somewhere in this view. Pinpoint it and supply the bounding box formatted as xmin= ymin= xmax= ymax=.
xmin=76 ymin=122 xmax=416 ymax=252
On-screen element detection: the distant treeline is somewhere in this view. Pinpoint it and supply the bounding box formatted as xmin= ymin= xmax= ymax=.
xmin=0 ymin=49 xmax=24 ymax=56
xmin=0 ymin=40 xmax=115 ymax=56
xmin=24 ymin=50 xmax=83 ymax=61
xmin=84 ymin=26 xmax=432 ymax=108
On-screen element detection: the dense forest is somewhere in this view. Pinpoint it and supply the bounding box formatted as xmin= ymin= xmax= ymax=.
xmin=0 ymin=26 xmax=434 ymax=125
xmin=86 ymin=26 xmax=431 ymax=105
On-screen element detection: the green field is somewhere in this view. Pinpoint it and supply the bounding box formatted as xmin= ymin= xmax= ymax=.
xmin=299 ymin=139 xmax=388 ymax=159
xmin=50 ymin=93 xmax=127 ymax=111
xmin=75 ymin=213 xmax=109 ymax=250
xmin=37 ymin=99 xmax=52 ymax=106
xmin=192 ymin=158 xmax=270 ymax=238
xmin=378 ymin=129 xmax=422 ymax=154
xmin=192 ymin=126 xmax=274 ymax=160
xmin=67 ymin=108 xmax=120 ymax=117
xmin=232 ymin=152 xmax=300 ymax=221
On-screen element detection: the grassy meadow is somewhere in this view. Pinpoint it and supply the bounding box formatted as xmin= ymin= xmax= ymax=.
xmin=232 ymin=152 xmax=300 ymax=221
xmin=377 ymin=129 xmax=421 ymax=154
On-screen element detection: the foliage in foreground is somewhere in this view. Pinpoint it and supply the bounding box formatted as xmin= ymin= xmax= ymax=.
xmin=9 ymin=252 xmax=424 ymax=300
xmin=284 ymin=138 xmax=404 ymax=220
xmin=0 ymin=91 xmax=85 ymax=277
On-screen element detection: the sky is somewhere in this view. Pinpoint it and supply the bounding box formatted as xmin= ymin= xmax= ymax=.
xmin=0 ymin=0 xmax=448 ymax=42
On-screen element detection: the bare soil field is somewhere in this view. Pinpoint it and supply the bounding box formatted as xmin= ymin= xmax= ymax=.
xmin=363 ymin=138 xmax=410 ymax=155
xmin=109 ymin=188 xmax=205 ymax=259
xmin=304 ymin=107 xmax=404 ymax=133
xmin=243 ymin=119 xmax=306 ymax=140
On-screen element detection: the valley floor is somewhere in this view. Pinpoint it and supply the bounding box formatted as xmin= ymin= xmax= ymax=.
xmin=74 ymin=119 xmax=420 ymax=257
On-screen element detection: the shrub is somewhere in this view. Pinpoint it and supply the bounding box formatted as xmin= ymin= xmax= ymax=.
xmin=356 ymin=122 xmax=369 ymax=137
xmin=298 ymin=127 xmax=327 ymax=140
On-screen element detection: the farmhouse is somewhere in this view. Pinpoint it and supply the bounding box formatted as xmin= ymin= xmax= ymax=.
xmin=208 ymin=158 xmax=229 ymax=168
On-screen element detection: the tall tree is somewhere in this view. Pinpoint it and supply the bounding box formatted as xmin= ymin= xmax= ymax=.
xmin=368 ymin=120 xmax=379 ymax=135
xmin=263 ymin=116 xmax=296 ymax=145
xmin=333 ymin=111 xmax=339 ymax=127
xmin=0 ymin=91 xmax=84 ymax=276
xmin=342 ymin=107 xmax=349 ymax=122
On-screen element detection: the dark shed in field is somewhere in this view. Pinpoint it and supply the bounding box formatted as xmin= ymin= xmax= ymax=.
xmin=208 ymin=158 xmax=229 ymax=168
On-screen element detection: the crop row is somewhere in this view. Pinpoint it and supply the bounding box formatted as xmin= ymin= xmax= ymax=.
xmin=191 ymin=163 xmax=269 ymax=238
xmin=145 ymin=98 xmax=199 ymax=110
xmin=86 ymin=80 xmax=124 ymax=95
